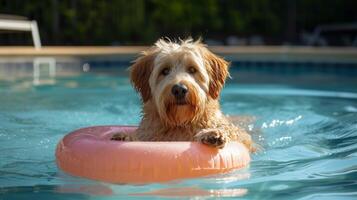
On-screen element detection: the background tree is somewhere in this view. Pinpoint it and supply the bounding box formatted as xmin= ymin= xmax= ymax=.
xmin=0 ymin=0 xmax=356 ymax=45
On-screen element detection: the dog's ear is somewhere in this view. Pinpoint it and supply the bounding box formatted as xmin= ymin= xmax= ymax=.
xmin=130 ymin=51 xmax=156 ymax=102
xmin=202 ymin=48 xmax=229 ymax=99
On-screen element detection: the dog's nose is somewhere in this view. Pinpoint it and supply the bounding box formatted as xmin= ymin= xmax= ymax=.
xmin=171 ymin=84 xmax=188 ymax=99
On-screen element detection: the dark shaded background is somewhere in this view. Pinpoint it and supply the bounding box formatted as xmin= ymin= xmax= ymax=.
xmin=0 ymin=0 xmax=356 ymax=46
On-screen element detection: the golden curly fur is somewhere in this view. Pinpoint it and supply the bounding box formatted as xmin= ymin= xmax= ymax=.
xmin=112 ymin=39 xmax=254 ymax=151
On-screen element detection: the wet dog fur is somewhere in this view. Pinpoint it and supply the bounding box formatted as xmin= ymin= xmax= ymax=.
xmin=112 ymin=39 xmax=254 ymax=151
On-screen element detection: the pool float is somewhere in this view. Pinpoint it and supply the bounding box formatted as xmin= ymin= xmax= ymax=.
xmin=56 ymin=126 xmax=250 ymax=184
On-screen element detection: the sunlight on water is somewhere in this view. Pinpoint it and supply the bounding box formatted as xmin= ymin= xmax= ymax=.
xmin=0 ymin=71 xmax=356 ymax=200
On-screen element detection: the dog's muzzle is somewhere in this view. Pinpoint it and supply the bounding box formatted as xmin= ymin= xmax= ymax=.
xmin=171 ymin=83 xmax=188 ymax=103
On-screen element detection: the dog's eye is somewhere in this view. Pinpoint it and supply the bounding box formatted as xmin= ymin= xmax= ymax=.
xmin=188 ymin=66 xmax=197 ymax=74
xmin=161 ymin=67 xmax=170 ymax=76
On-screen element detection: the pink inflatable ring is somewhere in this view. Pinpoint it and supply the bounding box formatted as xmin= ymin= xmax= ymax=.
xmin=56 ymin=126 xmax=250 ymax=184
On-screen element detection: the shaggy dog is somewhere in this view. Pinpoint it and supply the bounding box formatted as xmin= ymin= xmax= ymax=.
xmin=112 ymin=39 xmax=254 ymax=151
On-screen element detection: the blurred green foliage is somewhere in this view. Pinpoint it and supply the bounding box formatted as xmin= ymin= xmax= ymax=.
xmin=0 ymin=0 xmax=356 ymax=45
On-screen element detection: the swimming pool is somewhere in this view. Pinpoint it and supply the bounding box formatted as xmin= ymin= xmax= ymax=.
xmin=0 ymin=63 xmax=357 ymax=199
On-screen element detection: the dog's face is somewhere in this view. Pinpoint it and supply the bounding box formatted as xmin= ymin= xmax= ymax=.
xmin=131 ymin=39 xmax=229 ymax=126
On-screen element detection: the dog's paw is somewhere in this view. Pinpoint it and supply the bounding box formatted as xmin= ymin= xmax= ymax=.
xmin=195 ymin=129 xmax=228 ymax=149
xmin=110 ymin=132 xmax=134 ymax=141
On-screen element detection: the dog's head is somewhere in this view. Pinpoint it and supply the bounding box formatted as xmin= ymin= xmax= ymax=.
xmin=130 ymin=39 xmax=229 ymax=126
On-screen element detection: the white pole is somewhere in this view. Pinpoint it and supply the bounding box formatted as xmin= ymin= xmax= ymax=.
xmin=0 ymin=19 xmax=42 ymax=49
xmin=31 ymin=21 xmax=42 ymax=50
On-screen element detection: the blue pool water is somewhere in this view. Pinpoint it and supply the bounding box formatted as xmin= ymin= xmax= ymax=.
xmin=0 ymin=67 xmax=357 ymax=199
